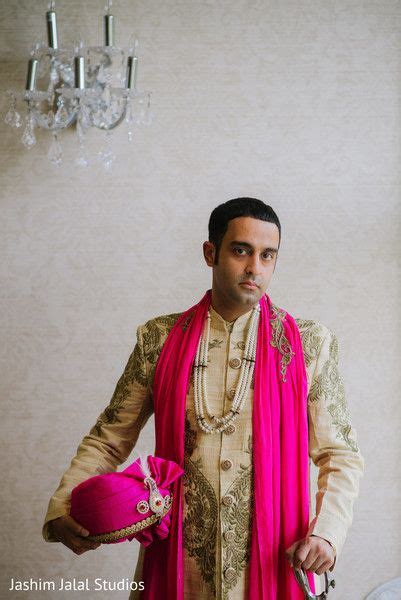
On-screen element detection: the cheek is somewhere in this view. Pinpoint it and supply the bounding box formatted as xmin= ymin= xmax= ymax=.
xmin=215 ymin=262 xmax=238 ymax=283
xmin=263 ymin=264 xmax=275 ymax=278
xmin=224 ymin=258 xmax=241 ymax=274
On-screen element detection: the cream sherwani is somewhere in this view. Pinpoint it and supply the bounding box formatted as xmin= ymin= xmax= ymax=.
xmin=42 ymin=302 xmax=364 ymax=599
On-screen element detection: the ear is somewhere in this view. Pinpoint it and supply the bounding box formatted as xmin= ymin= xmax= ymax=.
xmin=203 ymin=241 xmax=216 ymax=267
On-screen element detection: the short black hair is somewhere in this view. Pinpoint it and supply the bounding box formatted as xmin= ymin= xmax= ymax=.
xmin=208 ymin=197 xmax=281 ymax=264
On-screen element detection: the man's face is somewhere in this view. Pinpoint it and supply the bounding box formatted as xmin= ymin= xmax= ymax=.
xmin=204 ymin=216 xmax=280 ymax=310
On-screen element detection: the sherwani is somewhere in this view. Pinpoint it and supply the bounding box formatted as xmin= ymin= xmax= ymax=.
xmin=42 ymin=302 xmax=364 ymax=599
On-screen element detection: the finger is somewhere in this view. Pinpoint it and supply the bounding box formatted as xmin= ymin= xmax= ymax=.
xmin=306 ymin=555 xmax=326 ymax=573
xmin=81 ymin=541 xmax=101 ymax=550
xmin=316 ymin=560 xmax=333 ymax=576
xmin=73 ymin=537 xmax=101 ymax=551
xmin=71 ymin=541 xmax=98 ymax=554
xmin=61 ymin=539 xmax=81 ymax=554
xmin=302 ymin=547 xmax=321 ymax=570
xmin=66 ymin=516 xmax=90 ymax=537
xmin=64 ymin=532 xmax=100 ymax=551
xmin=59 ymin=538 xmax=72 ymax=550
xmin=285 ymin=541 xmax=299 ymax=562
xmin=293 ymin=540 xmax=313 ymax=569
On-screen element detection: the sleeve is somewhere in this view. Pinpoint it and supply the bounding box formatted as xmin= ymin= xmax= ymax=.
xmin=42 ymin=324 xmax=152 ymax=542
xmin=307 ymin=326 xmax=364 ymax=565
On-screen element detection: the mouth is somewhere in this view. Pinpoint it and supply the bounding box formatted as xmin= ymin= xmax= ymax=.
xmin=240 ymin=281 xmax=259 ymax=290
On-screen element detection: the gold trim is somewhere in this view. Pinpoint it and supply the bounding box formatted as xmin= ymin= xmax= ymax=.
xmin=269 ymin=303 xmax=294 ymax=382
xmin=86 ymin=496 xmax=173 ymax=543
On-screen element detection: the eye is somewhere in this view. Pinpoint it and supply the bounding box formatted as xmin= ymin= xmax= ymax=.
xmin=263 ymin=252 xmax=274 ymax=260
xmin=234 ymin=247 xmax=247 ymax=255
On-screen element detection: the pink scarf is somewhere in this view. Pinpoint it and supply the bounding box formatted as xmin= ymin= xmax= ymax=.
xmin=141 ymin=289 xmax=315 ymax=599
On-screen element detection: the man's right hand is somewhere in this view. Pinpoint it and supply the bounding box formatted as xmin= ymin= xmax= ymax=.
xmin=49 ymin=515 xmax=101 ymax=555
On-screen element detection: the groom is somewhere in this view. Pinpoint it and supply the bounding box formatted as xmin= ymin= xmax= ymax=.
xmin=43 ymin=198 xmax=364 ymax=599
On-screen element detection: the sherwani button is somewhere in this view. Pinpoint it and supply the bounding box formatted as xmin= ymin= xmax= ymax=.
xmin=221 ymin=459 xmax=233 ymax=471
xmin=229 ymin=357 xmax=241 ymax=369
xmin=221 ymin=494 xmax=234 ymax=507
xmin=224 ymin=529 xmax=235 ymax=543
xmin=223 ymin=567 xmax=237 ymax=582
xmin=224 ymin=423 xmax=236 ymax=435
xmin=227 ymin=388 xmax=236 ymax=400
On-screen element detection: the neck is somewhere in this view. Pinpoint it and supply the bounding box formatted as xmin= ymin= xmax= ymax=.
xmin=210 ymin=289 xmax=258 ymax=322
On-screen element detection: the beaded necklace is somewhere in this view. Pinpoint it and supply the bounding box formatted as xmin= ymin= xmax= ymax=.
xmin=193 ymin=304 xmax=261 ymax=433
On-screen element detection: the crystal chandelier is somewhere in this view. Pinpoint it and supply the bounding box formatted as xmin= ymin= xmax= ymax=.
xmin=4 ymin=1 xmax=153 ymax=168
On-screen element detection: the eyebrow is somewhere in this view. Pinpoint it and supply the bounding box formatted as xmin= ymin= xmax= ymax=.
xmin=229 ymin=241 xmax=279 ymax=253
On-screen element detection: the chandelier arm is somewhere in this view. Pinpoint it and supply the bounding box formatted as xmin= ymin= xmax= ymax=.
xmin=4 ymin=3 xmax=151 ymax=164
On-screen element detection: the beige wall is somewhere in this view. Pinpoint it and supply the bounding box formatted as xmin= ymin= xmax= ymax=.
xmin=1 ymin=1 xmax=400 ymax=598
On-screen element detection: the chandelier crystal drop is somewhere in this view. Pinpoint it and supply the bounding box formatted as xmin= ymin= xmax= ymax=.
xmin=4 ymin=1 xmax=153 ymax=167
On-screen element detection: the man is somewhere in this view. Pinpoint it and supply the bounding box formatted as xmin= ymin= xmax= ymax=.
xmin=43 ymin=198 xmax=364 ymax=599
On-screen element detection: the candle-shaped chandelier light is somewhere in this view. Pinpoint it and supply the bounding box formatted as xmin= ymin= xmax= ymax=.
xmin=4 ymin=1 xmax=153 ymax=168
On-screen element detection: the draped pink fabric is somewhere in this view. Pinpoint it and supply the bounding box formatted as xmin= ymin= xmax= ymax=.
xmin=141 ymin=288 xmax=315 ymax=599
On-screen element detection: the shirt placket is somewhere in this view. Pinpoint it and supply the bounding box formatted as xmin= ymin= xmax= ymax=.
xmin=210 ymin=314 xmax=252 ymax=599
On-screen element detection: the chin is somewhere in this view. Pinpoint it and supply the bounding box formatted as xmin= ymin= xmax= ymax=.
xmin=238 ymin=287 xmax=262 ymax=302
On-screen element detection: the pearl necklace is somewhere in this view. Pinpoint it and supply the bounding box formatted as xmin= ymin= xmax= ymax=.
xmin=193 ymin=304 xmax=261 ymax=434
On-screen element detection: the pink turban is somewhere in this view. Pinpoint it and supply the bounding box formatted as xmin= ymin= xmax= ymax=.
xmin=70 ymin=455 xmax=184 ymax=545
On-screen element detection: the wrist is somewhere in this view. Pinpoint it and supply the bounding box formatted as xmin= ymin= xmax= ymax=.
xmin=311 ymin=534 xmax=334 ymax=549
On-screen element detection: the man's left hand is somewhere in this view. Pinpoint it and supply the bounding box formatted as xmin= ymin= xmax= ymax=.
xmin=285 ymin=535 xmax=335 ymax=576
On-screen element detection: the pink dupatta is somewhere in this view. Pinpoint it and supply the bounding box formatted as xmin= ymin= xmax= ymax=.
xmin=141 ymin=289 xmax=315 ymax=599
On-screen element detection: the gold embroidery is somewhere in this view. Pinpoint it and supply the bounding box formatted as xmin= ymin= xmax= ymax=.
xmin=221 ymin=436 xmax=253 ymax=599
xmin=184 ymin=409 xmax=198 ymax=457
xmin=295 ymin=319 xmax=325 ymax=368
xmin=233 ymin=340 xmax=246 ymax=351
xmin=310 ymin=331 xmax=359 ymax=453
xmin=86 ymin=499 xmax=173 ymax=542
xmin=141 ymin=312 xmax=183 ymax=391
xmin=93 ymin=334 xmax=147 ymax=435
xmin=132 ymin=334 xmax=148 ymax=388
xmin=184 ymin=413 xmax=218 ymax=596
xmin=270 ymin=303 xmax=294 ymax=382
xmin=94 ymin=312 xmax=182 ymax=435
xmin=209 ymin=338 xmax=224 ymax=351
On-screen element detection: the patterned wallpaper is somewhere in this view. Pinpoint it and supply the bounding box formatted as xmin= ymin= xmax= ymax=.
xmin=0 ymin=0 xmax=400 ymax=598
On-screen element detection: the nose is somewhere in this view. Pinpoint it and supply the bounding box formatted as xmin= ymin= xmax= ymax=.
xmin=245 ymin=254 xmax=262 ymax=277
